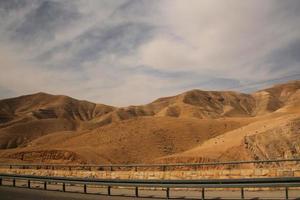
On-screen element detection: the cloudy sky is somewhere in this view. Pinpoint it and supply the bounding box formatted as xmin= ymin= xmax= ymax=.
xmin=0 ymin=0 xmax=300 ymax=106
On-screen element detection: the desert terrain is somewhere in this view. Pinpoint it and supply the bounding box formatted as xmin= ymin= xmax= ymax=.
xmin=0 ymin=80 xmax=299 ymax=164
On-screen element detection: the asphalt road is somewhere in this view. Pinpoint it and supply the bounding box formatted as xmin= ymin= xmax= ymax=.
xmin=1 ymin=185 xmax=300 ymax=200
xmin=0 ymin=186 xmax=159 ymax=200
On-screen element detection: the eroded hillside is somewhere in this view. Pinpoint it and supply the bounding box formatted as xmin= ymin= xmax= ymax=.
xmin=0 ymin=80 xmax=299 ymax=164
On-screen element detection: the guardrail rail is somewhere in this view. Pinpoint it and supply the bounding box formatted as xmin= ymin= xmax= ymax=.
xmin=0 ymin=173 xmax=299 ymax=199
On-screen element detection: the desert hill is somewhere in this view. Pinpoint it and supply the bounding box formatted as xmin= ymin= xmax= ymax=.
xmin=0 ymin=80 xmax=299 ymax=164
xmin=0 ymin=93 xmax=114 ymax=149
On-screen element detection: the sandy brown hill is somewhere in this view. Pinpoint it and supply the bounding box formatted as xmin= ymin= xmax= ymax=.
xmin=0 ymin=80 xmax=299 ymax=164
xmin=252 ymin=80 xmax=300 ymax=115
xmin=109 ymin=80 xmax=300 ymax=120
xmin=0 ymin=92 xmax=114 ymax=149
xmin=0 ymin=117 xmax=253 ymax=164
xmin=0 ymin=92 xmax=114 ymax=122
xmin=159 ymin=113 xmax=300 ymax=163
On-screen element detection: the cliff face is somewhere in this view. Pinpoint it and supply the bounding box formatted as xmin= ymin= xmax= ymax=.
xmin=0 ymin=80 xmax=299 ymax=164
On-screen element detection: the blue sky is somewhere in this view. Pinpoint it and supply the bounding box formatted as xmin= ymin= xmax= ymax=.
xmin=0 ymin=0 xmax=300 ymax=106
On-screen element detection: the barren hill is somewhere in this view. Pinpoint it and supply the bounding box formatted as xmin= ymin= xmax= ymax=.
xmin=0 ymin=80 xmax=299 ymax=164
xmin=0 ymin=93 xmax=114 ymax=149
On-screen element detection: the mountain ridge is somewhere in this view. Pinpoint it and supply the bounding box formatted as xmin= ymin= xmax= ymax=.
xmin=0 ymin=80 xmax=299 ymax=164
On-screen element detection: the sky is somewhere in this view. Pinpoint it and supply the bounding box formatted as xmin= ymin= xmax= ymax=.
xmin=0 ymin=0 xmax=300 ymax=106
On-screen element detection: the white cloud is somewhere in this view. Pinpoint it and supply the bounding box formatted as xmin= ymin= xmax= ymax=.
xmin=0 ymin=0 xmax=300 ymax=106
xmin=138 ymin=36 xmax=199 ymax=71
xmin=138 ymin=0 xmax=300 ymax=79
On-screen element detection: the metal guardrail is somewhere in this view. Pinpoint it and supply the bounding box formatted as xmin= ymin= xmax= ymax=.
xmin=1 ymin=158 xmax=300 ymax=171
xmin=0 ymin=173 xmax=299 ymax=199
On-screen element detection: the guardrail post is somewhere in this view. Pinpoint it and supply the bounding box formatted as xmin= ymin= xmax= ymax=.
xmin=135 ymin=186 xmax=139 ymax=197
xmin=28 ymin=180 xmax=30 ymax=188
xmin=9 ymin=165 xmax=12 ymax=169
xmin=69 ymin=166 xmax=71 ymax=171
xmin=241 ymin=188 xmax=244 ymax=199
xmin=162 ymin=166 xmax=166 ymax=171
xmin=44 ymin=182 xmax=47 ymax=190
xmin=135 ymin=166 xmax=138 ymax=172
xmin=110 ymin=166 xmax=113 ymax=171
xmin=12 ymin=179 xmax=16 ymax=187
xmin=84 ymin=184 xmax=87 ymax=193
xmin=166 ymin=187 xmax=170 ymax=199
xmin=108 ymin=186 xmax=111 ymax=196
xmin=62 ymin=183 xmax=66 ymax=192
xmin=285 ymin=187 xmax=289 ymax=200
xmin=201 ymin=188 xmax=205 ymax=200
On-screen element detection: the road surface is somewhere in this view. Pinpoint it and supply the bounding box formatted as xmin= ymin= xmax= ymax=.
xmin=0 ymin=186 xmax=157 ymax=200
xmin=1 ymin=185 xmax=300 ymax=200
